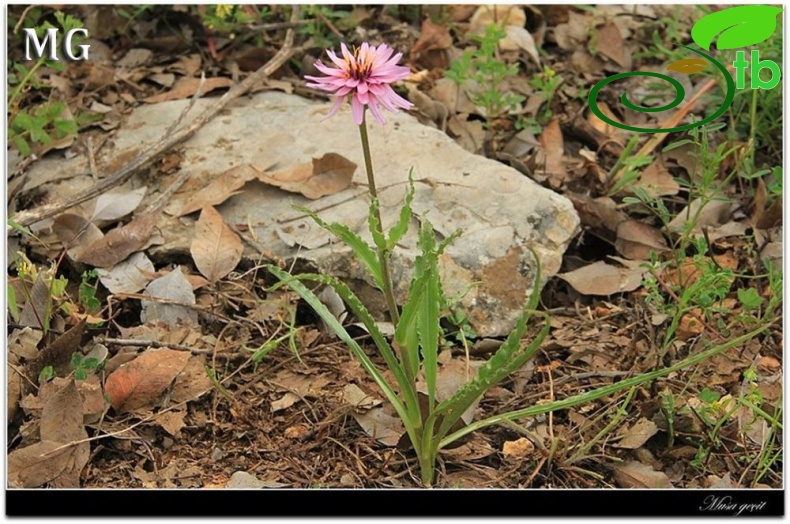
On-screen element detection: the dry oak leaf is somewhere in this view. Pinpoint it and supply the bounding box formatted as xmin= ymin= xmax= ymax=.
xmin=105 ymin=348 xmax=191 ymax=413
xmin=76 ymin=213 xmax=158 ymax=268
xmin=615 ymin=219 xmax=669 ymax=260
xmin=190 ymin=206 xmax=243 ymax=282
xmin=257 ymin=153 xmax=356 ymax=200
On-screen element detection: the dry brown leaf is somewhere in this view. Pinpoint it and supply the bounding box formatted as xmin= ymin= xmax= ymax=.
xmin=615 ymin=220 xmax=669 ymax=260
xmin=190 ymin=206 xmax=243 ymax=282
xmin=104 ymin=348 xmax=191 ymax=412
xmin=8 ymin=380 xmax=90 ymax=488
xmin=77 ymin=213 xmax=158 ymax=268
xmin=615 ymin=418 xmax=659 ymax=449
xmin=34 ymin=319 xmax=86 ymax=378
xmin=568 ymin=193 xmax=627 ymax=232
xmin=667 ymin=198 xmax=732 ymax=234
xmin=8 ymin=441 xmax=72 ymax=488
xmin=612 ymin=460 xmax=673 ymax=488
xmin=502 ymin=437 xmax=535 ymax=460
xmin=8 ymin=364 xmax=22 ymax=423
xmin=171 ymin=355 xmax=214 ymax=403
xmin=447 ymin=115 xmax=485 ymax=153
xmin=143 ymin=76 xmax=234 ymax=103
xmin=410 ymin=18 xmax=452 ymax=69
xmin=156 ymin=408 xmax=187 ymax=437
xmin=53 ymin=213 xmax=105 ymax=261
xmin=537 ymin=118 xmax=565 ymax=187
xmin=77 ymin=375 xmax=107 ymax=424
xmin=341 ymin=384 xmax=382 ymax=411
xmin=258 ymin=153 xmax=356 ymax=200
xmin=586 ymin=101 xmax=626 ymax=143
xmin=177 ymin=165 xmax=261 ymax=216
xmin=634 ymin=160 xmax=680 ymax=197
xmin=349 ymin=406 xmax=404 ymax=446
xmin=559 ymin=260 xmax=645 ymax=296
xmin=752 ymin=178 xmax=782 ymax=229
xmin=593 ymin=22 xmax=631 ymax=69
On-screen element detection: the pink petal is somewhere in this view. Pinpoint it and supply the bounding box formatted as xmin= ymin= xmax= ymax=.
xmin=357 ymin=82 xmax=369 ymax=95
xmin=351 ymin=95 xmax=365 ymax=125
xmin=326 ymin=49 xmax=346 ymax=69
xmin=367 ymin=99 xmax=387 ymax=124
xmin=322 ymin=96 xmax=345 ymax=121
xmin=357 ymin=90 xmax=369 ymax=104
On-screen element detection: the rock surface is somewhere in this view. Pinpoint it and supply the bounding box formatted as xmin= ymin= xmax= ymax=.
xmin=22 ymin=91 xmax=579 ymax=336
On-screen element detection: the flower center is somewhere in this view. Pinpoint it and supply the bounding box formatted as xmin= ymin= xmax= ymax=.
xmin=348 ymin=46 xmax=373 ymax=81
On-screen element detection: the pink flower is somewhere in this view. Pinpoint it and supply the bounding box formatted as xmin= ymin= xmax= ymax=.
xmin=305 ymin=42 xmax=414 ymax=125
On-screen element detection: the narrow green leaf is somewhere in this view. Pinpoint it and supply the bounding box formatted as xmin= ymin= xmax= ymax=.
xmin=8 ymin=285 xmax=20 ymax=322
xmin=368 ymin=197 xmax=387 ymax=253
xmin=387 ymin=169 xmax=416 ymax=251
xmin=417 ymin=219 xmax=441 ymax=410
xmin=294 ymin=205 xmax=383 ymax=290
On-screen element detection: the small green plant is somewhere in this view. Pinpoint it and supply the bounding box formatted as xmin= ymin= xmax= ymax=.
xmin=8 ymin=10 xmax=86 ymax=157
xmin=529 ymin=65 xmax=563 ymax=122
xmin=446 ymin=23 xmax=525 ymax=123
xmin=38 ymin=365 xmax=56 ymax=384
xmin=79 ymin=270 xmax=101 ymax=315
xmin=71 ymin=352 xmax=101 ymax=380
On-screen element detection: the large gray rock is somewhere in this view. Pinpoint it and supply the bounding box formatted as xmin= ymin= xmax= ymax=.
xmin=22 ymin=91 xmax=579 ymax=336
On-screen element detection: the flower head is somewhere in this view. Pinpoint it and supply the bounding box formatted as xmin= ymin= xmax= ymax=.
xmin=305 ymin=42 xmax=414 ymax=125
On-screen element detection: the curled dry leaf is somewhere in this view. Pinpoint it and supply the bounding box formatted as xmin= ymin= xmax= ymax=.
xmin=177 ymin=164 xmax=262 ymax=217
xmin=190 ymin=206 xmax=243 ymax=282
xmin=559 ymin=260 xmax=646 ymax=296
xmin=143 ymin=76 xmax=234 ymax=103
xmin=258 ymin=153 xmax=357 ymax=200
xmin=104 ymin=348 xmax=191 ymax=413
xmin=77 ymin=213 xmax=158 ymax=268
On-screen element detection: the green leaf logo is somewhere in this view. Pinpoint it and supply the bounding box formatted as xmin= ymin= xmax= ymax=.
xmin=692 ymin=5 xmax=783 ymax=51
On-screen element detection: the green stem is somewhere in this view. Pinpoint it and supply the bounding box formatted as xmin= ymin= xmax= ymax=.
xmin=358 ymin=112 xmax=401 ymax=326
